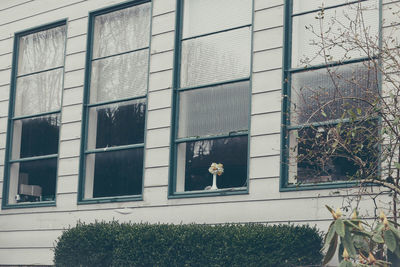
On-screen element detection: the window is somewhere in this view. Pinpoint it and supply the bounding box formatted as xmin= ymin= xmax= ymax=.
xmin=79 ymin=1 xmax=151 ymax=202
xmin=3 ymin=21 xmax=66 ymax=207
xmin=171 ymin=0 xmax=252 ymax=195
xmin=281 ymin=0 xmax=380 ymax=188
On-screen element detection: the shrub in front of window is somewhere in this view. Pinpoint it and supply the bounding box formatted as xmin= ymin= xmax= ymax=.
xmin=53 ymin=221 xmax=323 ymax=267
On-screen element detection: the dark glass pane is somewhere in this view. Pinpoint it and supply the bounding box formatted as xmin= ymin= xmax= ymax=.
xmin=179 ymin=136 xmax=248 ymax=191
xmin=288 ymin=120 xmax=379 ymax=184
xmin=14 ymin=114 xmax=60 ymax=159
xmin=92 ymin=148 xmax=143 ymax=198
xmin=290 ymin=62 xmax=379 ymax=125
xmin=13 ymin=158 xmax=57 ymax=202
xmin=88 ymin=100 xmax=146 ymax=149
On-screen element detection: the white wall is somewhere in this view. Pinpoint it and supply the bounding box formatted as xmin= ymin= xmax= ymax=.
xmin=0 ymin=0 xmax=395 ymax=265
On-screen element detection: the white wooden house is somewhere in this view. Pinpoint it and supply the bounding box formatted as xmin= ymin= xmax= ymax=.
xmin=0 ymin=0 xmax=397 ymax=265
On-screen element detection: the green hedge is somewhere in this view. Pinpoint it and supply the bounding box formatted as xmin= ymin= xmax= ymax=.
xmin=54 ymin=222 xmax=323 ymax=267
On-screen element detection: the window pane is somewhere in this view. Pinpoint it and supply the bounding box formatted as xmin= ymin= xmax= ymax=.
xmin=85 ymin=148 xmax=143 ymax=198
xmin=293 ymin=0 xmax=351 ymax=14
xmin=292 ymin=0 xmax=379 ymax=67
xmin=182 ymin=0 xmax=252 ymax=38
xmin=290 ymin=61 xmax=378 ymax=125
xmin=15 ymin=68 xmax=63 ymax=116
xmin=176 ymin=136 xmax=248 ymax=192
xmin=87 ymin=99 xmax=146 ymax=150
xmin=92 ymin=2 xmax=151 ymax=58
xmin=18 ymin=25 xmax=66 ymax=75
xmin=288 ymin=121 xmax=378 ymax=184
xmin=178 ymin=81 xmax=249 ymax=138
xmin=10 ymin=158 xmax=57 ymax=203
xmin=12 ymin=114 xmax=60 ymax=159
xmin=181 ymin=27 xmax=251 ymax=88
xmin=90 ymin=50 xmax=148 ymax=103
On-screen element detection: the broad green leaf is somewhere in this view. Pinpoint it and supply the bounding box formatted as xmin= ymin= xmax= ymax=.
xmin=342 ymin=229 xmax=357 ymax=258
xmin=395 ymin=162 xmax=400 ymax=169
xmin=339 ymin=260 xmax=353 ymax=267
xmin=336 ymin=219 xmax=345 ymax=237
xmin=321 ymin=109 xmax=327 ymax=117
xmin=375 ymin=223 xmax=385 ymax=232
xmin=353 ymin=235 xmax=369 ymax=253
xmin=388 ymin=224 xmax=400 ymax=240
xmin=384 ymin=230 xmax=397 ymax=252
xmin=395 ymin=243 xmax=400 ymax=258
xmin=323 ymin=233 xmax=338 ymax=266
xmin=372 ymin=233 xmax=384 ymax=243
xmin=324 ymin=222 xmax=336 ymax=250
xmin=344 ymin=220 xmax=359 ymax=229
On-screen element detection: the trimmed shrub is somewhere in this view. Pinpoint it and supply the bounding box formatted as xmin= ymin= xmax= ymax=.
xmin=54 ymin=222 xmax=323 ymax=267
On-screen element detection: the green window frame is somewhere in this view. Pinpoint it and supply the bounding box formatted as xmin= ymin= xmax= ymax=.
xmin=78 ymin=0 xmax=152 ymax=204
xmin=169 ymin=0 xmax=254 ymax=198
xmin=281 ymin=0 xmax=381 ymax=191
xmin=2 ymin=20 xmax=67 ymax=209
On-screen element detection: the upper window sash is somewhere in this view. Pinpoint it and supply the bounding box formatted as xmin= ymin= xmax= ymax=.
xmin=290 ymin=0 xmax=379 ymax=69
xmin=177 ymin=0 xmax=252 ymax=90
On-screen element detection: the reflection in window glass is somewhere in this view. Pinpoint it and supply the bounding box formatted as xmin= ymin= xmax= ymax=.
xmin=176 ymin=136 xmax=248 ymax=192
xmin=87 ymin=100 xmax=146 ymax=149
xmin=290 ymin=61 xmax=378 ymax=125
xmin=13 ymin=114 xmax=60 ymax=159
xmin=291 ymin=0 xmax=378 ymax=68
xmin=288 ymin=121 xmax=379 ymax=184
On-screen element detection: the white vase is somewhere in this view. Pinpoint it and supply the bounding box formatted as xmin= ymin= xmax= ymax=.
xmin=211 ymin=173 xmax=218 ymax=190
